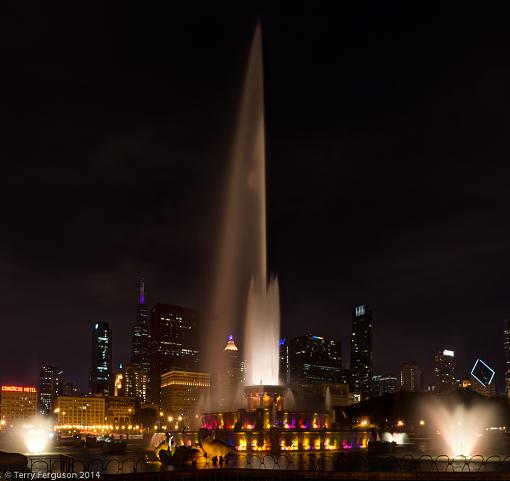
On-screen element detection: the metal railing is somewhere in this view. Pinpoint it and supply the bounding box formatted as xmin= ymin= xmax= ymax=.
xmin=22 ymin=452 xmax=510 ymax=475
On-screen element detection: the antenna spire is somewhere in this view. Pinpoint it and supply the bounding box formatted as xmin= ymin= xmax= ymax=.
xmin=139 ymin=277 xmax=145 ymax=304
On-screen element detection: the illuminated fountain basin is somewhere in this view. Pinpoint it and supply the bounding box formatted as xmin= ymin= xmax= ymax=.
xmin=201 ymin=428 xmax=372 ymax=453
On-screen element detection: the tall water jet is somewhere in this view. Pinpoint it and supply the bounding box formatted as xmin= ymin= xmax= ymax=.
xmin=207 ymin=22 xmax=279 ymax=388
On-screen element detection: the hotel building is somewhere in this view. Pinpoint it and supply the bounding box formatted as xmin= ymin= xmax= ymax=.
xmin=0 ymin=385 xmax=38 ymax=424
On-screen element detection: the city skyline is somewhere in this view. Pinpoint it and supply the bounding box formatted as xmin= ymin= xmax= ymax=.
xmin=1 ymin=277 xmax=505 ymax=399
xmin=1 ymin=5 xmax=510 ymax=391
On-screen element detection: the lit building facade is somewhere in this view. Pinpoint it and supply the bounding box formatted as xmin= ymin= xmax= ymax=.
xmin=105 ymin=396 xmax=135 ymax=427
xmin=400 ymin=362 xmax=422 ymax=392
xmin=54 ymin=395 xmax=105 ymax=429
xmin=372 ymin=374 xmax=399 ymax=397
xmin=288 ymin=335 xmax=343 ymax=387
xmin=39 ymin=365 xmax=63 ymax=415
xmin=117 ymin=363 xmax=148 ymax=402
xmin=149 ymin=304 xmax=199 ymax=404
xmin=0 ymin=386 xmax=38 ymax=424
xmin=131 ymin=277 xmax=150 ymax=401
xmin=434 ymin=349 xmax=456 ymax=392
xmin=160 ymin=370 xmax=210 ymax=428
xmin=89 ymin=321 xmax=112 ymax=396
xmin=279 ymin=338 xmax=290 ymax=385
xmin=350 ymin=304 xmax=373 ymax=399
xmin=504 ymin=320 xmax=510 ymax=397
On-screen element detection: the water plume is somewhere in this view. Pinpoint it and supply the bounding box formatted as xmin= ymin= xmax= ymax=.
xmin=16 ymin=416 xmax=53 ymax=454
xmin=424 ymin=397 xmax=495 ymax=457
xmin=206 ymin=22 xmax=280 ymax=388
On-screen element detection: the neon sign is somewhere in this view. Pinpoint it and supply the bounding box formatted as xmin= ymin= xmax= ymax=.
xmin=1 ymin=386 xmax=37 ymax=393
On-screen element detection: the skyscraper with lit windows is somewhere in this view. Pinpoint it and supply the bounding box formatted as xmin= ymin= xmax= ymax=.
xmin=149 ymin=304 xmax=199 ymax=404
xmin=288 ymin=335 xmax=343 ymax=387
xmin=39 ymin=365 xmax=63 ymax=415
xmin=130 ymin=278 xmax=150 ymax=401
xmin=131 ymin=278 xmax=150 ymax=373
xmin=350 ymin=304 xmax=373 ymax=399
xmin=434 ymin=349 xmax=456 ymax=392
xmin=89 ymin=321 xmax=112 ymax=396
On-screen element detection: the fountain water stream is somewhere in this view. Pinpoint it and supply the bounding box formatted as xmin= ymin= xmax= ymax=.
xmin=208 ymin=23 xmax=279 ymax=388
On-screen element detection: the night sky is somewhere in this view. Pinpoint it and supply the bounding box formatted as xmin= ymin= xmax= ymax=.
xmin=2 ymin=3 xmax=510 ymax=391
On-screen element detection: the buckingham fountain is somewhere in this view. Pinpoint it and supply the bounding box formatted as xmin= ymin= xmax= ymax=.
xmin=193 ymin=23 xmax=373 ymax=455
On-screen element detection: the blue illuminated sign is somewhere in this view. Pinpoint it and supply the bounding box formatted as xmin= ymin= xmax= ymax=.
xmin=471 ymin=359 xmax=495 ymax=388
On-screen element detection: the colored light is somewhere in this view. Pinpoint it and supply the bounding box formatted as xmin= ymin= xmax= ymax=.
xmin=471 ymin=358 xmax=495 ymax=387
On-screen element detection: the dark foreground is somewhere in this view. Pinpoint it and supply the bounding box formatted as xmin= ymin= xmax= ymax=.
xmin=7 ymin=452 xmax=510 ymax=481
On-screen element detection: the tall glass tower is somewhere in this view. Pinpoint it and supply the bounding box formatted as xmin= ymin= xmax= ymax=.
xmin=350 ymin=304 xmax=373 ymax=399
xmin=89 ymin=321 xmax=112 ymax=395
xmin=39 ymin=365 xmax=63 ymax=415
xmin=131 ymin=278 xmax=151 ymax=375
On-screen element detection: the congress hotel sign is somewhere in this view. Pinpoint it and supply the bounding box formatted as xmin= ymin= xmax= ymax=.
xmin=1 ymin=385 xmax=37 ymax=393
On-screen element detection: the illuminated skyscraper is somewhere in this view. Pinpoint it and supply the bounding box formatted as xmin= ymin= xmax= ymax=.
xmin=117 ymin=363 xmax=148 ymax=401
xmin=149 ymin=304 xmax=199 ymax=404
xmin=89 ymin=321 xmax=112 ymax=396
xmin=211 ymin=335 xmax=242 ymax=410
xmin=434 ymin=349 xmax=456 ymax=392
xmin=131 ymin=278 xmax=150 ymax=375
xmin=279 ymin=338 xmax=290 ymax=385
xmin=350 ymin=304 xmax=373 ymax=399
xmin=288 ymin=335 xmax=343 ymax=387
xmin=39 ymin=365 xmax=63 ymax=415
xmin=400 ymin=362 xmax=422 ymax=392
xmin=504 ymin=320 xmax=510 ymax=396
xmin=130 ymin=278 xmax=150 ymax=401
